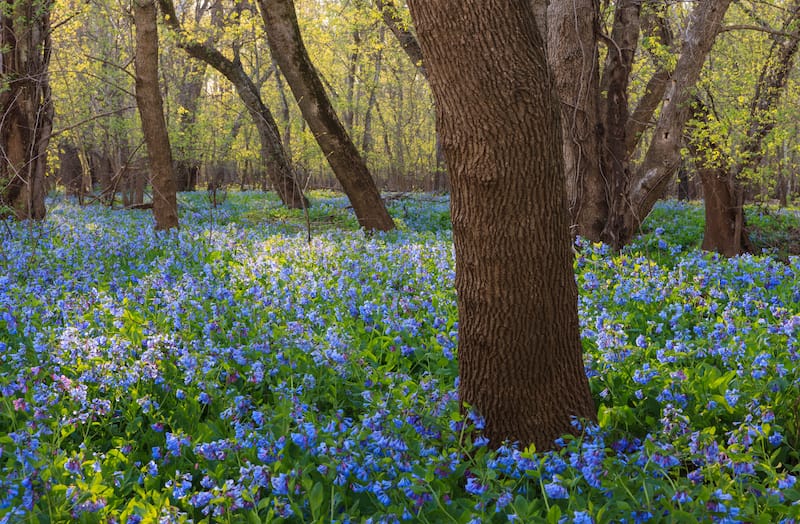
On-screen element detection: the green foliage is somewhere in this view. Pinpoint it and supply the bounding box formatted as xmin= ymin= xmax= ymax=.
xmin=1 ymin=194 xmax=799 ymax=523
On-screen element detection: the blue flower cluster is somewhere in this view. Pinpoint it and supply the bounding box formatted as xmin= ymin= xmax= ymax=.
xmin=0 ymin=193 xmax=798 ymax=523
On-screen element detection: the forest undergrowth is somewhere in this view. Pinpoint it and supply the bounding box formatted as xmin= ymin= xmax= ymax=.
xmin=1 ymin=192 xmax=799 ymax=523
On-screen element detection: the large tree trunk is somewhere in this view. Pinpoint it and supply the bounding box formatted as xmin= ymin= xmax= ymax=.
xmin=259 ymin=0 xmax=394 ymax=231
xmin=408 ymin=0 xmax=595 ymax=450
xmin=157 ymin=0 xmax=308 ymax=210
xmin=0 ymin=0 xmax=53 ymax=220
xmin=133 ymin=0 xmax=179 ymax=230
xmin=547 ymin=0 xmax=606 ymax=239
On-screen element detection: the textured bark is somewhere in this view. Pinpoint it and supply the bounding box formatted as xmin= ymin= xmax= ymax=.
xmin=607 ymin=0 xmax=732 ymax=248
xmin=625 ymin=5 xmax=673 ymax=157
xmin=599 ymin=0 xmax=642 ymax=246
xmin=408 ymin=0 xmax=595 ymax=450
xmin=133 ymin=0 xmax=179 ymax=230
xmin=259 ymin=0 xmax=394 ymax=231
xmin=157 ymin=0 xmax=308 ymax=209
xmin=547 ymin=0 xmax=606 ymax=239
xmin=529 ymin=0 xmax=548 ymax=43
xmin=0 ymin=0 xmax=53 ymax=220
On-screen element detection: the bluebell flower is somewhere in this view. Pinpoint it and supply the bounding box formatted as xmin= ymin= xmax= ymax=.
xmin=543 ymin=482 xmax=569 ymax=499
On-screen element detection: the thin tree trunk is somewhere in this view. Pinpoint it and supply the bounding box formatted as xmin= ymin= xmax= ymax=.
xmin=375 ymin=0 xmax=427 ymax=79
xmin=0 ymin=0 xmax=53 ymax=220
xmin=599 ymin=0 xmax=642 ymax=247
xmin=273 ymin=61 xmax=293 ymax=162
xmin=258 ymin=0 xmax=394 ymax=231
xmin=343 ymin=29 xmax=360 ymax=134
xmin=157 ymin=0 xmax=308 ymax=209
xmin=408 ymin=0 xmax=595 ymax=450
xmin=361 ymin=26 xmax=385 ymax=156
xmin=174 ymin=60 xmax=205 ymax=192
xmin=133 ymin=0 xmax=179 ymax=230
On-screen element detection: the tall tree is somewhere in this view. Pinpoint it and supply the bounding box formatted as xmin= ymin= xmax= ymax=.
xmin=407 ymin=0 xmax=595 ymax=449
xmin=546 ymin=0 xmax=731 ymax=248
xmin=157 ymin=0 xmax=308 ymax=209
xmin=690 ymin=0 xmax=800 ymax=256
xmin=258 ymin=0 xmax=395 ymax=232
xmin=133 ymin=0 xmax=179 ymax=230
xmin=0 ymin=0 xmax=54 ymax=220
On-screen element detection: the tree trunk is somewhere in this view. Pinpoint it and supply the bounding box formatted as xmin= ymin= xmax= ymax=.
xmin=408 ymin=0 xmax=595 ymax=450
xmin=173 ymin=61 xmax=205 ymax=192
xmin=599 ymin=0 xmax=642 ymax=247
xmin=157 ymin=0 xmax=308 ymax=209
xmin=547 ymin=0 xmax=606 ymax=239
xmin=274 ymin=61 xmax=293 ymax=161
xmin=258 ymin=0 xmax=394 ymax=231
xmin=692 ymin=1 xmax=800 ymax=256
xmin=375 ymin=0 xmax=427 ymax=79
xmin=607 ymin=0 xmax=732 ymax=248
xmin=700 ymin=168 xmax=749 ymax=257
xmin=0 ymin=0 xmax=53 ymax=220
xmin=59 ymin=144 xmax=83 ymax=197
xmin=343 ymin=29 xmax=360 ymax=134
xmin=362 ymin=27 xmax=385 ymax=156
xmin=133 ymin=0 xmax=180 ymax=230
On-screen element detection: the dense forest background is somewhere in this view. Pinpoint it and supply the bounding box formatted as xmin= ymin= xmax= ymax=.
xmin=49 ymin=0 xmax=441 ymax=198
xmin=30 ymin=0 xmax=800 ymax=208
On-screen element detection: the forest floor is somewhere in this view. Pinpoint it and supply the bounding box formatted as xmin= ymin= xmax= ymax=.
xmin=0 ymin=191 xmax=798 ymax=523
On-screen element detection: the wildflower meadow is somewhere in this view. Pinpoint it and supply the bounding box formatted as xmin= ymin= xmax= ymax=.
xmin=1 ymin=192 xmax=798 ymax=523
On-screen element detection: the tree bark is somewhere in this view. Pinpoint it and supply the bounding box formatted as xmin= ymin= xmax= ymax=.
xmin=607 ymin=0 xmax=732 ymax=248
xmin=599 ymin=0 xmax=642 ymax=246
xmin=547 ymin=0 xmax=606 ymax=239
xmin=0 ymin=0 xmax=53 ymax=220
xmin=133 ymin=0 xmax=180 ymax=230
xmin=687 ymin=99 xmax=750 ymax=256
xmin=362 ymin=26 xmax=385 ymax=156
xmin=156 ymin=0 xmax=308 ymax=209
xmin=259 ymin=0 xmax=394 ymax=231
xmin=408 ymin=0 xmax=595 ymax=450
